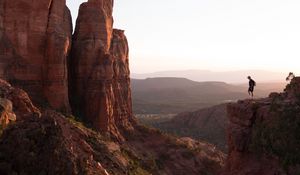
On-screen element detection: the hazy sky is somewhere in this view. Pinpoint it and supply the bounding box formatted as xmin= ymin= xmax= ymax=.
xmin=67 ymin=0 xmax=300 ymax=74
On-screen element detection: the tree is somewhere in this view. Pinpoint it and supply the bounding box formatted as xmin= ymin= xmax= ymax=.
xmin=286 ymin=72 xmax=295 ymax=81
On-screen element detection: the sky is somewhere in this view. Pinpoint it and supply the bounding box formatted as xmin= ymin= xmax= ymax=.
xmin=66 ymin=0 xmax=300 ymax=75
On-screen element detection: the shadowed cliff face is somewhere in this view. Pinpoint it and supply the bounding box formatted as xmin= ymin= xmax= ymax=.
xmin=0 ymin=0 xmax=72 ymax=112
xmin=0 ymin=0 xmax=132 ymax=138
xmin=224 ymin=77 xmax=300 ymax=175
xmin=70 ymin=0 xmax=133 ymax=139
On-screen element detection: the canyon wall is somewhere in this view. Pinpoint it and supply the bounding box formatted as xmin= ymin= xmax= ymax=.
xmin=0 ymin=0 xmax=72 ymax=112
xmin=0 ymin=1 xmax=228 ymax=174
xmin=0 ymin=0 xmax=133 ymax=138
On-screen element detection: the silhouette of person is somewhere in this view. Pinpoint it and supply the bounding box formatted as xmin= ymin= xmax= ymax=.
xmin=247 ymin=76 xmax=256 ymax=98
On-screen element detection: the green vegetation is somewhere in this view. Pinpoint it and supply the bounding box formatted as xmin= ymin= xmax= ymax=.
xmin=137 ymin=107 xmax=228 ymax=152
xmin=66 ymin=114 xmax=88 ymax=129
xmin=133 ymin=102 xmax=215 ymax=115
xmin=136 ymin=114 xmax=175 ymax=126
xmin=250 ymin=100 xmax=300 ymax=171
xmin=66 ymin=114 xmax=97 ymax=133
xmin=128 ymin=167 xmax=151 ymax=175
xmin=157 ymin=126 xmax=226 ymax=151
xmin=69 ymin=119 xmax=157 ymax=175
xmin=121 ymin=148 xmax=154 ymax=175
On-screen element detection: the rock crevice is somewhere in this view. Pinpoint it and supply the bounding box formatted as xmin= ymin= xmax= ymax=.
xmin=0 ymin=0 xmax=133 ymax=139
xmin=0 ymin=0 xmax=72 ymax=112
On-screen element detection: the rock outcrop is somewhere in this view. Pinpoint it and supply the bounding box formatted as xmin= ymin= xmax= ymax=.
xmin=224 ymin=77 xmax=300 ymax=175
xmin=0 ymin=80 xmax=225 ymax=175
xmin=0 ymin=0 xmax=131 ymax=137
xmin=110 ymin=29 xmax=133 ymax=132
xmin=0 ymin=111 xmax=113 ymax=175
xmin=0 ymin=79 xmax=40 ymax=120
xmin=0 ymin=98 xmax=16 ymax=129
xmin=0 ymin=0 xmax=229 ymax=174
xmin=0 ymin=0 xmax=72 ymax=112
xmin=0 ymin=108 xmax=226 ymax=175
xmin=70 ymin=0 xmax=133 ymax=138
xmin=0 ymin=79 xmax=40 ymax=135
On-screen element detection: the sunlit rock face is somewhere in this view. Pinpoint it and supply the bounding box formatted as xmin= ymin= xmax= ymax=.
xmin=70 ymin=0 xmax=133 ymax=139
xmin=0 ymin=0 xmax=72 ymax=112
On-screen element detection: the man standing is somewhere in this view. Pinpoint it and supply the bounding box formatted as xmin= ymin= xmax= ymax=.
xmin=247 ymin=76 xmax=256 ymax=98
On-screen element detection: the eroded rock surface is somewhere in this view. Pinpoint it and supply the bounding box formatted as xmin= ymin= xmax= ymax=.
xmin=0 ymin=111 xmax=110 ymax=175
xmin=0 ymin=98 xmax=15 ymax=129
xmin=224 ymin=77 xmax=300 ymax=175
xmin=0 ymin=0 xmax=228 ymax=174
xmin=0 ymin=79 xmax=225 ymax=175
xmin=70 ymin=0 xmax=133 ymax=139
xmin=0 ymin=0 xmax=72 ymax=112
xmin=0 ymin=79 xmax=40 ymax=120
xmin=0 ymin=0 xmax=133 ymax=138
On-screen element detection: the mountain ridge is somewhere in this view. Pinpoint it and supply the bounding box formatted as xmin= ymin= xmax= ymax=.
xmin=132 ymin=77 xmax=286 ymax=114
xmin=132 ymin=69 xmax=287 ymax=83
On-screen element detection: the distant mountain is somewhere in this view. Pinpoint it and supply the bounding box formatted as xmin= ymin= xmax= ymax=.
xmin=131 ymin=77 xmax=286 ymax=114
xmin=131 ymin=69 xmax=287 ymax=83
xmin=141 ymin=104 xmax=228 ymax=151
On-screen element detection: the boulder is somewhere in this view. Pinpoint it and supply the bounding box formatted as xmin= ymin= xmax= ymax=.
xmin=0 ymin=79 xmax=40 ymax=120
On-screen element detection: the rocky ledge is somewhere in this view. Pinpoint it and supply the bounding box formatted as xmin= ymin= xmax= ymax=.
xmin=224 ymin=77 xmax=300 ymax=175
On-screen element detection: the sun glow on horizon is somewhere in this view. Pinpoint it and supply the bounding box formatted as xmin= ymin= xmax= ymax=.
xmin=67 ymin=0 xmax=300 ymax=75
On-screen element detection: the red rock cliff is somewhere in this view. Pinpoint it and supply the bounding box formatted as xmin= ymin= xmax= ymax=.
xmin=0 ymin=0 xmax=72 ymax=112
xmin=70 ymin=0 xmax=133 ymax=139
xmin=224 ymin=78 xmax=300 ymax=175
xmin=0 ymin=1 xmax=228 ymax=174
xmin=110 ymin=29 xmax=133 ymax=131
xmin=0 ymin=0 xmax=134 ymax=139
xmin=0 ymin=79 xmax=225 ymax=175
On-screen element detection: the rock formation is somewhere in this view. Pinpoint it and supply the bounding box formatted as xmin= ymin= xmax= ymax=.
xmin=0 ymin=110 xmax=112 ymax=175
xmin=110 ymin=29 xmax=133 ymax=131
xmin=0 ymin=79 xmax=40 ymax=120
xmin=70 ymin=0 xmax=133 ymax=138
xmin=0 ymin=0 xmax=132 ymax=136
xmin=0 ymin=0 xmax=227 ymax=174
xmin=0 ymin=104 xmax=225 ymax=175
xmin=0 ymin=79 xmax=40 ymax=135
xmin=0 ymin=0 xmax=72 ymax=112
xmin=224 ymin=77 xmax=300 ymax=175
xmin=0 ymin=80 xmax=224 ymax=175
xmin=0 ymin=98 xmax=15 ymax=129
